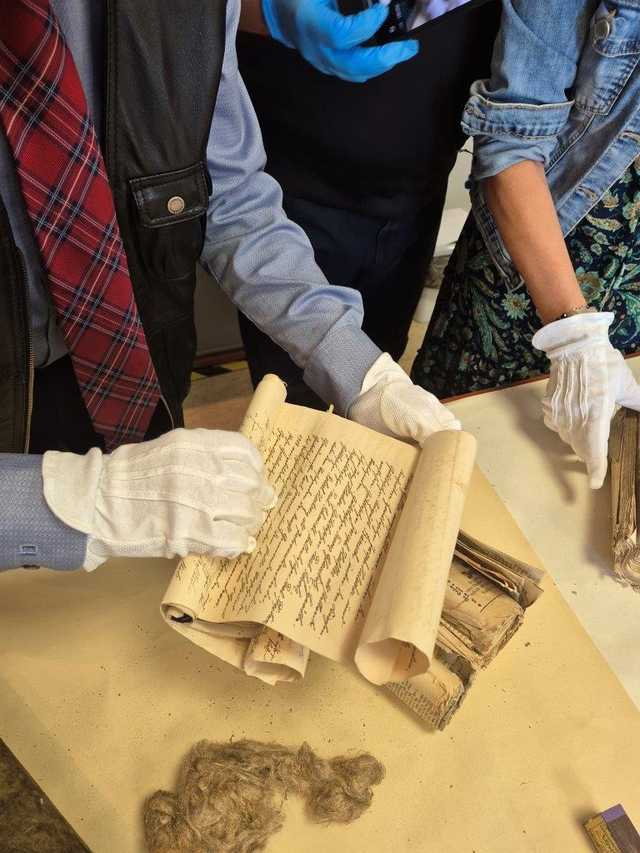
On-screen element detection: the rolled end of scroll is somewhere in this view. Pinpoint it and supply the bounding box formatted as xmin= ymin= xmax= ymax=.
xmin=354 ymin=430 xmax=477 ymax=685
xmin=355 ymin=639 xmax=429 ymax=686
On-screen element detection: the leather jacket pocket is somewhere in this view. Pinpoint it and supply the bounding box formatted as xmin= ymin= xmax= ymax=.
xmin=129 ymin=162 xmax=210 ymax=281
xmin=573 ymin=1 xmax=640 ymax=116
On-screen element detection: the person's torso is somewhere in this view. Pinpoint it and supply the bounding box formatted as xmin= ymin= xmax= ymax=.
xmin=237 ymin=0 xmax=501 ymax=218
xmin=0 ymin=0 xmax=228 ymax=453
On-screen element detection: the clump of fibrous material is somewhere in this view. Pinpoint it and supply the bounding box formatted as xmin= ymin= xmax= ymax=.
xmin=144 ymin=739 xmax=385 ymax=853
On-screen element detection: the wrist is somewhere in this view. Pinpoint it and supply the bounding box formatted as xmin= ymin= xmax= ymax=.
xmin=358 ymin=353 xmax=411 ymax=396
xmin=545 ymin=304 xmax=596 ymax=325
xmin=536 ymin=291 xmax=589 ymax=325
xmin=532 ymin=311 xmax=614 ymax=355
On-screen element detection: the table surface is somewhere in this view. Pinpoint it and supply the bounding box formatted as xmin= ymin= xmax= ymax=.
xmin=448 ymin=356 xmax=640 ymax=710
xmin=2 ymin=375 xmax=640 ymax=853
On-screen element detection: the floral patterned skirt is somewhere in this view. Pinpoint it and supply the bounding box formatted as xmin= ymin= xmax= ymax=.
xmin=411 ymin=156 xmax=640 ymax=398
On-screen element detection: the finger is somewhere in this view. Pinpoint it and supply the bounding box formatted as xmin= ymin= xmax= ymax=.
xmin=582 ymin=413 xmax=611 ymax=490
xmin=221 ymin=477 xmax=277 ymax=513
xmin=214 ymin=491 xmax=268 ymax=529
xmin=260 ymin=481 xmax=278 ymax=510
xmin=618 ymin=375 xmax=640 ymax=412
xmin=587 ymin=456 xmax=608 ymax=490
xmin=428 ymin=398 xmax=461 ymax=431
xmin=322 ymin=3 xmax=390 ymax=49
xmin=204 ymin=430 xmax=266 ymax=473
xmin=162 ymin=428 xmax=266 ymax=475
xmin=343 ymin=40 xmax=420 ymax=80
xmin=218 ymin=459 xmax=275 ymax=502
xmin=172 ymin=523 xmax=257 ymax=559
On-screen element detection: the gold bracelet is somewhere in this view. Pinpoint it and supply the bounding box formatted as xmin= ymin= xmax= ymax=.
xmin=550 ymin=305 xmax=597 ymax=323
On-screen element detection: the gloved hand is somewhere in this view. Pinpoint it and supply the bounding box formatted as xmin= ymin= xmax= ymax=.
xmin=42 ymin=429 xmax=276 ymax=570
xmin=532 ymin=311 xmax=640 ymax=489
xmin=348 ymin=353 xmax=461 ymax=445
xmin=261 ymin=0 xmax=419 ymax=82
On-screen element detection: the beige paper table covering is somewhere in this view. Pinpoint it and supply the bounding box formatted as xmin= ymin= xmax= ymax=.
xmin=2 ymin=452 xmax=640 ymax=852
xmin=448 ymin=356 xmax=640 ymax=710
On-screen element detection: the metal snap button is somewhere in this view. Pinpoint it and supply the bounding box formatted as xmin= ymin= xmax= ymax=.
xmin=167 ymin=195 xmax=185 ymax=215
xmin=593 ymin=16 xmax=611 ymax=40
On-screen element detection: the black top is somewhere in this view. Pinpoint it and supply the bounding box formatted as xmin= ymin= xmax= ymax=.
xmin=237 ymin=0 xmax=501 ymax=218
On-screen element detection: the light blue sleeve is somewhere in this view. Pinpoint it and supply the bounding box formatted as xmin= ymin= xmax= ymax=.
xmin=0 ymin=455 xmax=87 ymax=571
xmin=199 ymin=0 xmax=382 ymax=415
xmin=462 ymin=0 xmax=596 ymax=179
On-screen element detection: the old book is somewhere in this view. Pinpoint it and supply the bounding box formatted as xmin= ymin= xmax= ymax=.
xmin=162 ymin=374 xmax=477 ymax=688
xmin=585 ymin=804 xmax=640 ymax=853
xmin=609 ymin=409 xmax=640 ymax=590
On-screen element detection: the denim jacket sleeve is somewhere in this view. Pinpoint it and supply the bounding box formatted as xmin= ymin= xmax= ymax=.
xmin=462 ymin=0 xmax=597 ymax=180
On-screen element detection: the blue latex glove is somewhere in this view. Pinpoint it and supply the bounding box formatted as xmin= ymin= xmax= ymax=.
xmin=261 ymin=0 xmax=420 ymax=82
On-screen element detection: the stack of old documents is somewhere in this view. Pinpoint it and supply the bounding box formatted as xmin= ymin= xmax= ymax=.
xmin=387 ymin=531 xmax=544 ymax=728
xmin=609 ymin=408 xmax=640 ymax=591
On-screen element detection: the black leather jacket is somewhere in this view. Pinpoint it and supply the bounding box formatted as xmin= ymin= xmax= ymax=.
xmin=0 ymin=0 xmax=227 ymax=453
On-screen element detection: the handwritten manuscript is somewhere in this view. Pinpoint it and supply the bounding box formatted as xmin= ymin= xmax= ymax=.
xmin=162 ymin=375 xmax=543 ymax=728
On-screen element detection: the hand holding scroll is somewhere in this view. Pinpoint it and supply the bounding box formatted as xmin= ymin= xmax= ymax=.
xmin=349 ymin=353 xmax=461 ymax=445
xmin=43 ymin=428 xmax=275 ymax=571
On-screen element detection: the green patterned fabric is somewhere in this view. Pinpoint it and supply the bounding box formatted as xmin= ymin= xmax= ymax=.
xmin=411 ymin=157 xmax=640 ymax=398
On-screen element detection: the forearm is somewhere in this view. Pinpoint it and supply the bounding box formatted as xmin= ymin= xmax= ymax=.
xmin=484 ymin=161 xmax=585 ymax=324
xmin=203 ymin=168 xmax=381 ymax=412
xmin=0 ymin=455 xmax=87 ymax=571
xmin=202 ymin=0 xmax=381 ymax=412
xmin=239 ymin=0 xmax=269 ymax=36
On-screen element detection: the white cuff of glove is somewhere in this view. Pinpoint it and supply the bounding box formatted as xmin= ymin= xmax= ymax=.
xmin=532 ymin=311 xmax=614 ymax=355
xmin=348 ymin=353 xmax=461 ymax=446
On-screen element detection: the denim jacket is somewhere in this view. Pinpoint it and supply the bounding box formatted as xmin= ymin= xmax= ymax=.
xmin=461 ymin=0 xmax=640 ymax=281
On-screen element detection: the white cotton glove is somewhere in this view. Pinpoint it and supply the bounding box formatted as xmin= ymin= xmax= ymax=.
xmin=348 ymin=353 xmax=461 ymax=445
xmin=41 ymin=429 xmax=276 ymax=571
xmin=532 ymin=312 xmax=640 ymax=489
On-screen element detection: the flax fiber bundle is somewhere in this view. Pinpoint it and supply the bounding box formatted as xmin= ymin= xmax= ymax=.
xmin=144 ymin=739 xmax=385 ymax=853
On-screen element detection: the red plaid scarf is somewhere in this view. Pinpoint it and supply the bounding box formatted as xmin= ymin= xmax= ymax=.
xmin=0 ymin=0 xmax=162 ymax=451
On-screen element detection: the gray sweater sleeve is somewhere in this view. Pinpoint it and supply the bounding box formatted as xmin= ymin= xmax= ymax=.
xmin=0 ymin=454 xmax=87 ymax=571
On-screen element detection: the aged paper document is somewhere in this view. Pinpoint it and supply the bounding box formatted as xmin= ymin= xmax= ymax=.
xmin=387 ymin=539 xmax=543 ymax=728
xmin=610 ymin=408 xmax=640 ymax=590
xmin=162 ymin=375 xmax=477 ymax=688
